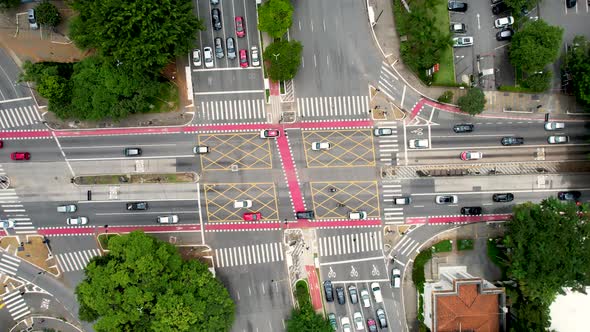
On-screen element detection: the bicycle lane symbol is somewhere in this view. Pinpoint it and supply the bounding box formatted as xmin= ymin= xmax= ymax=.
xmin=371 ymin=264 xmax=380 ymax=277
xmin=350 ymin=266 xmax=359 ymax=278
xmin=410 ymin=128 xmax=424 ymax=135
xmin=328 ymin=267 xmax=336 ymax=279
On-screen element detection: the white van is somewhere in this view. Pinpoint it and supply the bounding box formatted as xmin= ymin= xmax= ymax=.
xmin=349 ymin=211 xmax=367 ymax=220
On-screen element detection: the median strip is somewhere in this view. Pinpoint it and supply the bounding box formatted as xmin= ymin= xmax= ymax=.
xmin=74 ymin=173 xmax=197 ymax=185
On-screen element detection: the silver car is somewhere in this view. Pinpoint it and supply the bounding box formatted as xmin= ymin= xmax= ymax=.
xmin=67 ymin=217 xmax=88 ymax=225
xmin=547 ymin=135 xmax=569 ymax=144
xmin=227 ymin=37 xmax=237 ymax=59
xmin=544 ymin=122 xmax=565 ymax=131
xmin=204 ymin=47 xmax=214 ymax=68
xmin=436 ymin=195 xmax=458 ymax=204
xmin=214 ymin=37 xmax=224 ymax=59
xmin=251 ymin=46 xmax=260 ymax=67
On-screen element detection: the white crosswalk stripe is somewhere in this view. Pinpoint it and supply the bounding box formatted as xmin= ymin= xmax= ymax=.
xmin=297 ymin=96 xmax=369 ymax=118
xmin=378 ymin=64 xmax=400 ymax=101
xmin=0 ymin=105 xmax=42 ymax=129
xmin=2 ymin=290 xmax=30 ymax=321
xmin=0 ymin=253 xmax=20 ymax=276
xmin=393 ymin=236 xmax=421 ymax=257
xmin=214 ymin=242 xmax=283 ymax=268
xmin=376 ymin=121 xmax=400 ymax=165
xmin=200 ymin=99 xmax=266 ymax=121
xmin=0 ymin=189 xmax=35 ymax=234
xmin=56 ymin=249 xmax=102 ymax=272
xmin=318 ymin=231 xmax=383 ymax=257
xmin=382 ymin=181 xmax=406 ymax=224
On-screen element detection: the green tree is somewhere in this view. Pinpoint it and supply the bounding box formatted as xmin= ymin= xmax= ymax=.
xmin=263 ymin=40 xmax=303 ymax=81
xmin=509 ymin=20 xmax=563 ymax=73
xmin=0 ymin=0 xmax=19 ymax=10
xmin=522 ymin=71 xmax=551 ymax=92
xmin=258 ymin=0 xmax=294 ymax=39
xmin=504 ymin=198 xmax=590 ymax=304
xmin=457 ymin=87 xmax=486 ymax=115
xmin=76 ymin=231 xmax=234 ymax=332
xmin=36 ymin=1 xmax=62 ymax=27
xmin=286 ymin=303 xmax=332 ymax=332
xmin=20 ymin=61 xmax=72 ymax=103
xmin=68 ymin=0 xmax=203 ymax=73
xmin=565 ymin=36 xmax=590 ymax=106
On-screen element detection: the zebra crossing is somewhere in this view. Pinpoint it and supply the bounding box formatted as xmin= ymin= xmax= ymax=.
xmin=0 ymin=189 xmax=34 ymax=235
xmin=0 ymin=253 xmax=20 ymax=276
xmin=2 ymin=289 xmax=30 ymax=321
xmin=56 ymin=249 xmax=101 ymax=272
xmin=378 ymin=63 xmax=400 ymax=101
xmin=375 ymin=121 xmax=400 ymax=165
xmin=393 ymin=235 xmax=422 ymax=258
xmin=296 ymin=96 xmax=369 ymax=119
xmin=318 ymin=231 xmax=383 ymax=257
xmin=214 ymin=242 xmax=283 ymax=268
xmin=0 ymin=105 xmax=42 ymax=129
xmin=199 ymin=99 xmax=266 ymax=121
xmin=382 ymin=181 xmax=406 ymax=224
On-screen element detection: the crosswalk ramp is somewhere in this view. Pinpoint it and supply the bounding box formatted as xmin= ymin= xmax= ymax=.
xmin=0 ymin=105 xmax=42 ymax=129
xmin=0 ymin=253 xmax=20 ymax=276
xmin=297 ymin=96 xmax=369 ymax=118
xmin=319 ymin=231 xmax=383 ymax=257
xmin=215 ymin=243 xmax=284 ymax=268
xmin=200 ymin=99 xmax=266 ymax=121
xmin=2 ymin=290 xmax=30 ymax=321
xmin=378 ymin=63 xmax=400 ymax=101
xmin=382 ymin=182 xmax=405 ymax=224
xmin=56 ymin=249 xmax=102 ymax=272
xmin=375 ymin=121 xmax=399 ymax=165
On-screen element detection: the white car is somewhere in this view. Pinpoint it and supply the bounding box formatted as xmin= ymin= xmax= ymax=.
xmin=57 ymin=204 xmax=77 ymax=213
xmin=436 ymin=195 xmax=459 ymax=204
xmin=544 ymin=122 xmax=565 ymax=131
xmin=341 ymin=317 xmax=352 ymax=332
xmin=370 ymin=282 xmax=383 ymax=303
xmin=203 ymin=47 xmax=214 ymax=68
xmin=0 ymin=220 xmax=14 ymax=228
xmin=353 ymin=312 xmax=364 ymax=330
xmin=311 ymin=142 xmax=331 ymax=151
xmin=192 ymin=49 xmax=201 ymax=67
xmin=453 ymin=36 xmax=473 ymax=47
xmin=157 ymin=215 xmax=179 ymax=224
xmin=349 ymin=211 xmax=367 ymax=220
xmin=392 ymin=268 xmax=401 ymax=288
xmin=233 ymin=200 xmax=252 ymax=208
xmin=494 ymin=16 xmax=514 ymax=29
xmin=67 ymin=217 xmax=88 ymax=225
xmin=251 ymin=46 xmax=260 ymax=67
xmin=547 ymin=135 xmax=569 ymax=144
xmin=360 ymin=289 xmax=370 ymax=307
xmin=408 ymin=139 xmax=429 ymax=149
xmin=460 ymin=151 xmax=483 ymax=160
xmin=373 ymin=128 xmax=393 ymax=136
xmin=193 ymin=146 xmax=209 ymax=154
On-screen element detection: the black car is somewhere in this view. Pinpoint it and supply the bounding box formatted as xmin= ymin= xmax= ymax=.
xmin=126 ymin=202 xmax=148 ymax=210
xmin=448 ymin=1 xmax=468 ymax=12
xmin=453 ymin=123 xmax=474 ymax=133
xmin=211 ymin=8 xmax=222 ymax=30
xmin=376 ymin=308 xmax=388 ymax=328
xmin=336 ymin=287 xmax=345 ymax=305
xmin=496 ymin=28 xmax=514 ymax=41
xmin=566 ymin=0 xmax=576 ymax=8
xmin=461 ymin=206 xmax=482 ymax=215
xmin=296 ymin=210 xmax=315 ymax=219
xmin=493 ymin=193 xmax=514 ymax=202
xmin=557 ymin=191 xmax=581 ymax=201
xmin=324 ymin=281 xmax=334 ymax=302
xmin=501 ymin=136 xmax=524 ymax=146
xmin=492 ymin=2 xmax=510 ymax=14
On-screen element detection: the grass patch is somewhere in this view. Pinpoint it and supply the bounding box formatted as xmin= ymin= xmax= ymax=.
xmin=98 ymin=234 xmax=118 ymax=250
xmin=150 ymin=82 xmax=179 ymax=114
xmin=430 ymin=0 xmax=454 ymax=85
xmin=265 ymin=89 xmax=270 ymax=102
xmin=432 ymin=239 xmax=453 ymax=253
xmin=295 ymin=280 xmax=311 ymax=308
xmin=457 ymin=239 xmax=474 ymax=251
xmin=412 ymin=249 xmax=432 ymax=293
xmin=75 ymin=173 xmax=196 ymax=185
xmin=498 ymin=85 xmax=535 ymax=93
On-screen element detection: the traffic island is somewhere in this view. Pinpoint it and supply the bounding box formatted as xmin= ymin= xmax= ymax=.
xmin=74 ymin=172 xmax=198 ymax=185
xmin=0 ymin=236 xmax=59 ymax=276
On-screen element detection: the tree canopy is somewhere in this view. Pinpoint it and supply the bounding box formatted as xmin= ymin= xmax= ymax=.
xmin=68 ymin=0 xmax=203 ymax=73
xmin=263 ymin=40 xmax=303 ymax=81
xmin=509 ymin=20 xmax=563 ymax=73
xmin=76 ymin=231 xmax=235 ymax=332
xmin=36 ymin=1 xmax=62 ymax=27
xmin=0 ymin=0 xmax=19 ymax=10
xmin=521 ymin=71 xmax=551 ymax=92
xmin=504 ymin=198 xmax=590 ymax=304
xmin=565 ymin=36 xmax=590 ymax=107
xmin=286 ymin=303 xmax=332 ymax=332
xmin=257 ymin=0 xmax=294 ymax=39
xmin=457 ymin=87 xmax=486 ymax=115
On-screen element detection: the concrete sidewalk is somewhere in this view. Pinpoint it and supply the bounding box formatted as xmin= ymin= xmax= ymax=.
xmin=368 ymin=0 xmax=589 ymax=120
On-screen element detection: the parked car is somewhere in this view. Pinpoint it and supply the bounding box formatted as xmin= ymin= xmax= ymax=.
xmin=210 ymin=0 xmax=219 ymax=4
xmin=192 ymin=49 xmax=201 ymax=67
xmin=214 ymin=37 xmax=224 ymax=59
xmin=341 ymin=317 xmax=352 ymax=332
xmin=353 ymin=312 xmax=364 ymax=330
xmin=251 ymin=46 xmax=261 ymax=67
xmin=324 ymin=280 xmax=334 ymax=302
xmin=243 ymin=212 xmax=262 ymax=221
xmin=10 ymin=152 xmax=30 ymax=160
xmin=328 ymin=313 xmax=337 ymax=331
xmin=374 ymin=128 xmax=394 ymax=136
xmin=27 ymin=9 xmax=38 ymax=30
xmin=493 ymin=193 xmax=514 ymax=202
xmin=371 ymin=282 xmax=383 ymax=303
xmin=492 ymin=2 xmax=510 ymax=14
xmin=566 ymin=0 xmax=577 ymax=8
xmin=57 ymin=204 xmax=77 ymax=213
xmin=448 ymin=1 xmax=468 ymax=12
xmin=349 ymin=211 xmax=368 ymax=220
xmin=204 ymin=47 xmax=214 ymax=68
xmin=557 ymin=191 xmax=581 ymax=201
xmin=408 ymin=139 xmax=429 ymax=149
xmin=361 ymin=289 xmax=370 ymax=307
xmin=391 ymin=268 xmax=401 ymax=288
xmin=450 ymin=23 xmax=466 ymax=33
xmin=348 ymin=285 xmax=358 ymax=304
xmin=235 ymin=16 xmax=245 ymax=37
xmin=453 ymin=124 xmax=474 ymax=133
xmin=239 ymin=49 xmax=249 ymax=68
xmin=260 ymin=129 xmax=280 ymax=138
xmin=460 ymin=151 xmax=483 ymax=160
xmin=453 ymin=36 xmax=474 ymax=47
xmin=227 ymin=37 xmax=237 ymax=60
xmin=126 ymin=202 xmax=148 ymax=210
xmin=436 ymin=195 xmax=458 ymax=204
xmin=336 ymin=287 xmax=346 ymax=304
xmin=461 ymin=207 xmax=482 ymax=215
xmin=233 ymin=200 xmax=253 ymax=208
xmin=157 ymin=215 xmax=178 ymax=224
xmin=501 ymin=136 xmax=524 ymax=146
xmin=124 ymin=147 xmax=142 ymax=156
xmin=496 ymin=28 xmax=514 ymax=41
xmin=311 ymin=142 xmax=331 ymax=151
xmin=367 ymin=319 xmax=378 ymax=332
xmin=67 ymin=217 xmax=88 ymax=225
xmin=544 ymin=122 xmax=565 ymax=131
xmin=296 ymin=210 xmax=315 ymax=219
xmin=211 ymin=8 xmax=222 ymax=30
xmin=376 ymin=308 xmax=388 ymax=328
xmin=494 ymin=16 xmax=514 ymax=28
xmin=547 ymin=135 xmax=569 ymax=144
xmin=393 ymin=197 xmax=412 ymax=205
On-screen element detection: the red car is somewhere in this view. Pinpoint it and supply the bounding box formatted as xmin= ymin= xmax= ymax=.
xmin=260 ymin=129 xmax=280 ymax=138
xmin=235 ymin=16 xmax=245 ymax=38
xmin=239 ymin=49 xmax=249 ymax=68
xmin=243 ymin=211 xmax=261 ymax=221
xmin=0 ymin=141 xmax=3 ymax=148
xmin=11 ymin=152 xmax=30 ymax=160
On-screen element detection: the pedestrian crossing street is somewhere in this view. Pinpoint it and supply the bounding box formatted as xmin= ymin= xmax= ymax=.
xmin=2 ymin=289 xmax=30 ymax=321
xmin=215 ymin=242 xmax=283 ymax=268
xmin=319 ymin=231 xmax=383 ymax=257
xmin=296 ymin=96 xmax=369 ymax=118
xmin=378 ymin=63 xmax=399 ymax=101
xmin=0 ymin=105 xmax=42 ymax=129
xmin=56 ymin=249 xmax=101 ymax=272
xmin=0 ymin=253 xmax=20 ymax=276
xmin=199 ymin=99 xmax=266 ymax=121
xmin=0 ymin=189 xmax=34 ymax=235
xmin=382 ymin=181 xmax=406 ymax=224
xmin=375 ymin=121 xmax=400 ymax=165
